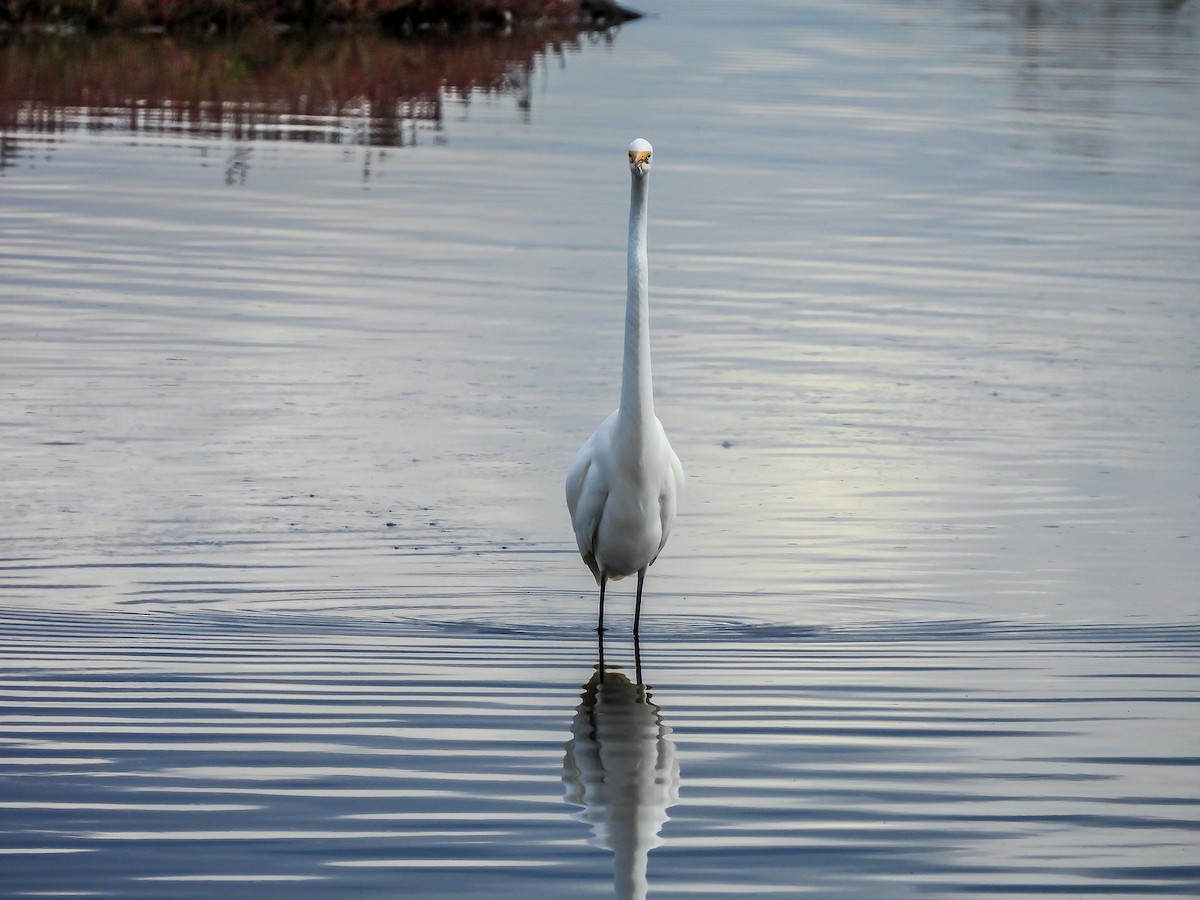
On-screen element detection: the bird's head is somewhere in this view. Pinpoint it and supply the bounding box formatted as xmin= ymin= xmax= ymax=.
xmin=628 ymin=138 xmax=653 ymax=175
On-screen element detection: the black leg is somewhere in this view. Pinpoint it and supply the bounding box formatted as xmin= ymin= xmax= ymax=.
xmin=596 ymin=572 xmax=607 ymax=634
xmin=633 ymin=568 xmax=646 ymax=636
xmin=633 ymin=627 xmax=643 ymax=686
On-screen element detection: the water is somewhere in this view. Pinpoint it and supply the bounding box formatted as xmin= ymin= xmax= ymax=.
xmin=2 ymin=0 xmax=1199 ymax=896
xmin=3 ymin=610 xmax=1198 ymax=897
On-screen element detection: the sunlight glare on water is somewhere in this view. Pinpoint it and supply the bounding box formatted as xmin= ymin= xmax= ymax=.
xmin=1 ymin=0 xmax=1199 ymax=896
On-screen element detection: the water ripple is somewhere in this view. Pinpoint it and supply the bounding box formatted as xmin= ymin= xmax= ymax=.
xmin=1 ymin=607 xmax=1197 ymax=897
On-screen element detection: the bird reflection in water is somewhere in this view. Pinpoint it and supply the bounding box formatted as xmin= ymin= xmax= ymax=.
xmin=562 ymin=634 xmax=680 ymax=900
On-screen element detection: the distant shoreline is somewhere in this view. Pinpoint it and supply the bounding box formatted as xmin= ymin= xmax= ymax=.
xmin=0 ymin=0 xmax=643 ymax=36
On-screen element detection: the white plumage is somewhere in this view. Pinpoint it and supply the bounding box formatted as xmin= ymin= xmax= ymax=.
xmin=566 ymin=138 xmax=684 ymax=633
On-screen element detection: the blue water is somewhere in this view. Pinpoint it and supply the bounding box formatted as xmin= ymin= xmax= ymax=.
xmin=3 ymin=609 xmax=1198 ymax=898
xmin=2 ymin=0 xmax=1199 ymax=896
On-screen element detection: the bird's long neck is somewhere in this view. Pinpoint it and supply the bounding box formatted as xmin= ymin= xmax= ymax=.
xmin=618 ymin=172 xmax=654 ymax=439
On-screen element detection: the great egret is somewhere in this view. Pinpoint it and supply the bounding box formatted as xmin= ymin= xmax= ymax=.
xmin=565 ymin=138 xmax=684 ymax=634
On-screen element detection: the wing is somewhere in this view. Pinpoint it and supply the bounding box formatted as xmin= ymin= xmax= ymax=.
xmin=566 ymin=418 xmax=615 ymax=584
xmin=653 ymin=438 xmax=685 ymax=564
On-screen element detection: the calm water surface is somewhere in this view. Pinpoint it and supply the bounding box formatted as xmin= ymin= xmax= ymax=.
xmin=2 ymin=0 xmax=1199 ymax=896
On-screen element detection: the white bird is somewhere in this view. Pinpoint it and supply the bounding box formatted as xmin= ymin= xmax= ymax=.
xmin=565 ymin=138 xmax=684 ymax=634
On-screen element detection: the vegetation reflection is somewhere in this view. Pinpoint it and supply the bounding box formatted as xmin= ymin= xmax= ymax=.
xmin=0 ymin=22 xmax=624 ymax=169
xmin=563 ymin=635 xmax=679 ymax=900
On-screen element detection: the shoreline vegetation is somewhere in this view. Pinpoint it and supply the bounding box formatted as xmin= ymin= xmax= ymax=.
xmin=0 ymin=0 xmax=643 ymax=34
xmin=0 ymin=0 xmax=644 ymax=155
xmin=0 ymin=6 xmax=640 ymax=157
